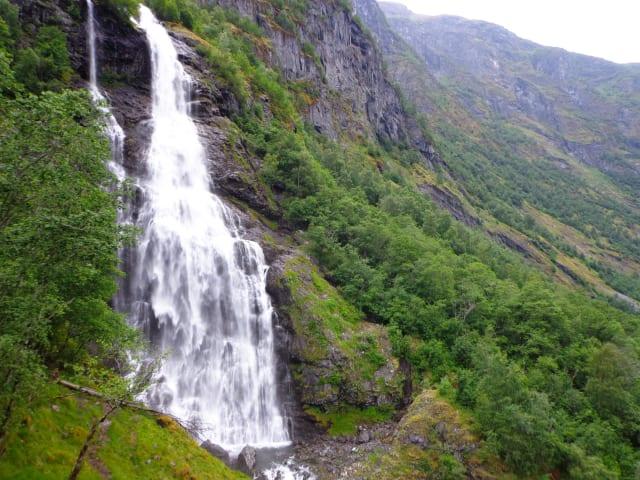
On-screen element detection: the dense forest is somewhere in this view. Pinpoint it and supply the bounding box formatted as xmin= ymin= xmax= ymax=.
xmin=1 ymin=0 xmax=639 ymax=478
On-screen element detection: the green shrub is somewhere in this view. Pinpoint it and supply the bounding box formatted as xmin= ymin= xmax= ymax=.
xmin=14 ymin=26 xmax=72 ymax=92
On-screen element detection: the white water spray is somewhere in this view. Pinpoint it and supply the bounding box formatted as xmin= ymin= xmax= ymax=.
xmin=133 ymin=6 xmax=290 ymax=454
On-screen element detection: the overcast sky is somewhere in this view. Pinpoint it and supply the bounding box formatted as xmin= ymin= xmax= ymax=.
xmin=388 ymin=0 xmax=640 ymax=64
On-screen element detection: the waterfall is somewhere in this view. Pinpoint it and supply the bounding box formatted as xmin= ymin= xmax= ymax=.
xmin=132 ymin=6 xmax=290 ymax=454
xmin=86 ymin=0 xmax=126 ymax=182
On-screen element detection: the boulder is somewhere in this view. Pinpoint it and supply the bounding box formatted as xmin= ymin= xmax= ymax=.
xmin=236 ymin=445 xmax=257 ymax=474
xmin=408 ymin=434 xmax=426 ymax=448
xmin=356 ymin=427 xmax=371 ymax=444
xmin=201 ymin=440 xmax=230 ymax=465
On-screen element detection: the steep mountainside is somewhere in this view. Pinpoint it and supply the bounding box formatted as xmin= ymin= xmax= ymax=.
xmin=210 ymin=0 xmax=441 ymax=166
xmin=382 ymin=3 xmax=640 ymax=186
xmin=355 ymin=0 xmax=640 ymax=308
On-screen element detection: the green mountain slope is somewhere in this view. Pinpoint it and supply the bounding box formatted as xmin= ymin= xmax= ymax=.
xmin=355 ymin=0 xmax=640 ymax=308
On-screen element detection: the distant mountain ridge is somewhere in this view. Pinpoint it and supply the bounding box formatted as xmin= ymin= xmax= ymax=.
xmin=379 ymin=2 xmax=640 ymax=185
xmin=355 ymin=0 xmax=640 ymax=307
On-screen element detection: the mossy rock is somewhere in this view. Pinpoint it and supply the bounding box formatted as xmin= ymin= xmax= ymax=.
xmin=353 ymin=389 xmax=513 ymax=480
xmin=281 ymin=253 xmax=404 ymax=410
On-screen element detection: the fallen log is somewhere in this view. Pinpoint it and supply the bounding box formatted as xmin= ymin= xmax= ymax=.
xmin=57 ymin=379 xmax=210 ymax=437
xmin=56 ymin=379 xmax=186 ymax=424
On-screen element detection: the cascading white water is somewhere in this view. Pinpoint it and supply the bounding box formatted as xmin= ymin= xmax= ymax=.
xmin=133 ymin=6 xmax=290 ymax=454
xmin=86 ymin=0 xmax=126 ymax=182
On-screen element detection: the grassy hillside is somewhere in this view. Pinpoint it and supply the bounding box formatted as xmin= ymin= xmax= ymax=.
xmin=0 ymin=383 xmax=247 ymax=479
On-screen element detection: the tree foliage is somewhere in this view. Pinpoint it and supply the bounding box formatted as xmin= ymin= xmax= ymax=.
xmin=0 ymin=3 xmax=135 ymax=449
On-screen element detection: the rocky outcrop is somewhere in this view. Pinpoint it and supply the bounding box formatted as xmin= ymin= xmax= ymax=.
xmin=352 ymin=0 xmax=405 ymax=56
xmin=292 ymin=389 xmax=507 ymax=479
xmin=419 ymin=184 xmax=481 ymax=227
xmin=269 ymin=253 xmax=406 ymax=418
xmin=349 ymin=390 xmax=506 ymax=479
xmin=209 ymin=0 xmax=442 ymax=168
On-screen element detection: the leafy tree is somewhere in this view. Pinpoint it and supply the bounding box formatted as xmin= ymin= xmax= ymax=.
xmin=14 ymin=26 xmax=72 ymax=92
xmin=0 ymin=48 xmax=18 ymax=95
xmin=585 ymin=343 xmax=640 ymax=433
xmin=0 ymin=90 xmax=134 ymax=444
xmin=0 ymin=0 xmax=18 ymax=47
xmin=473 ymin=344 xmax=560 ymax=475
xmin=262 ymin=126 xmax=325 ymax=196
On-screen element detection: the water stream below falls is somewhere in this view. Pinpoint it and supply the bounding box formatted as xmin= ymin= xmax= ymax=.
xmin=133 ymin=5 xmax=290 ymax=456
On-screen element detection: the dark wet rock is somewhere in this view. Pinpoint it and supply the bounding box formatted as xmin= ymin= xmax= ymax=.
xmin=236 ymin=445 xmax=257 ymax=474
xmin=356 ymin=427 xmax=371 ymax=444
xmin=408 ymin=434 xmax=426 ymax=448
xmin=201 ymin=441 xmax=231 ymax=465
xmin=419 ymin=183 xmax=481 ymax=228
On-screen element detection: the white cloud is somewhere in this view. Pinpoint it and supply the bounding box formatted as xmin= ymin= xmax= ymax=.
xmin=387 ymin=0 xmax=640 ymax=63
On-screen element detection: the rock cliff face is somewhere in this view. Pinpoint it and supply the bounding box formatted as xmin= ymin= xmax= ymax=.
xmin=209 ymin=0 xmax=440 ymax=167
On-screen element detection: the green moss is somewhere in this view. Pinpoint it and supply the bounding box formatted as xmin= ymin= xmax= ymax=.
xmin=0 ymin=384 xmax=247 ymax=480
xmin=283 ymin=254 xmax=363 ymax=362
xmin=282 ymin=254 xmax=402 ymax=405
xmin=305 ymin=405 xmax=393 ymax=436
xmin=99 ymin=409 xmax=244 ymax=479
